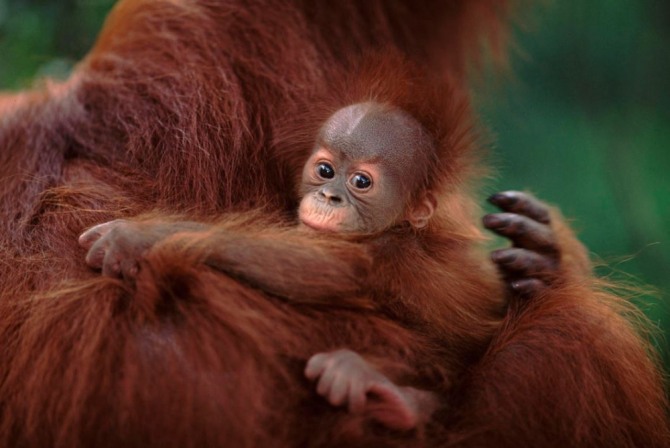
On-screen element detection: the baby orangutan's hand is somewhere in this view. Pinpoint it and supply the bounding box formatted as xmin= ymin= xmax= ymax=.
xmin=305 ymin=349 xmax=437 ymax=432
xmin=79 ymin=220 xmax=156 ymax=280
xmin=79 ymin=219 xmax=206 ymax=281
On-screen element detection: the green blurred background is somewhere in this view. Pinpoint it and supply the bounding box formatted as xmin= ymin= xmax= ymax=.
xmin=1 ymin=1 xmax=668 ymax=368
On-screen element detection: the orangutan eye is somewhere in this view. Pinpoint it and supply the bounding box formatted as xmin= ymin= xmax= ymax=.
xmin=316 ymin=162 xmax=335 ymax=179
xmin=350 ymin=173 xmax=372 ymax=190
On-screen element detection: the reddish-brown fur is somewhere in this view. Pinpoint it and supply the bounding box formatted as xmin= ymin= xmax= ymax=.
xmin=0 ymin=1 xmax=667 ymax=447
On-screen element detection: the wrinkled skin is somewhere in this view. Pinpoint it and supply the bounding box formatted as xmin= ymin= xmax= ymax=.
xmin=483 ymin=191 xmax=560 ymax=298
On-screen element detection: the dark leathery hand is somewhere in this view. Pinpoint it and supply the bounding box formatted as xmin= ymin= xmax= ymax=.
xmin=484 ymin=191 xmax=560 ymax=298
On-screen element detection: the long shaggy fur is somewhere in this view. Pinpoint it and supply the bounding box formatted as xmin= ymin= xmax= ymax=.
xmin=0 ymin=0 xmax=668 ymax=447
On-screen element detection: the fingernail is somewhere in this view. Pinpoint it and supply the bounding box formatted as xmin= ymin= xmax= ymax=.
xmin=483 ymin=215 xmax=509 ymax=229
xmin=491 ymin=251 xmax=515 ymax=263
xmin=488 ymin=192 xmax=517 ymax=206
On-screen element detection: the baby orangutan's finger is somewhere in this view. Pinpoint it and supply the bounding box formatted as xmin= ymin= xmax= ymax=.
xmin=102 ymin=250 xmax=122 ymax=278
xmin=316 ymin=362 xmax=338 ymax=397
xmin=305 ymin=353 xmax=329 ymax=380
xmin=348 ymin=380 xmax=367 ymax=414
xmin=84 ymin=239 xmax=107 ymax=269
xmin=78 ymin=220 xmax=120 ymax=249
xmin=328 ymin=373 xmax=349 ymax=406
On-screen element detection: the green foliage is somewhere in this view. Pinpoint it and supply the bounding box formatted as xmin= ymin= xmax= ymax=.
xmin=478 ymin=0 xmax=670 ymax=365
xmin=1 ymin=0 xmax=668 ymax=365
xmin=0 ymin=0 xmax=115 ymax=88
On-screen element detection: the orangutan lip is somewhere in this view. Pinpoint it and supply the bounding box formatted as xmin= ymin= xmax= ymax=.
xmin=300 ymin=218 xmax=336 ymax=233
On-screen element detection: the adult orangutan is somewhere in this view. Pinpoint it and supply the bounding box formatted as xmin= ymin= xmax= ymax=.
xmin=75 ymin=97 xmax=496 ymax=431
xmin=75 ymin=94 xmax=566 ymax=432
xmin=0 ymin=1 xmax=667 ymax=448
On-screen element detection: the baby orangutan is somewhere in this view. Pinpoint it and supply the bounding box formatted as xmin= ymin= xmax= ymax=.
xmin=80 ymin=102 xmax=561 ymax=431
xmin=297 ymin=102 xmax=437 ymax=234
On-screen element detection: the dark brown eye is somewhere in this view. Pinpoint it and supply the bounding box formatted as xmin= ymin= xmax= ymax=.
xmin=350 ymin=173 xmax=372 ymax=190
xmin=316 ymin=162 xmax=335 ymax=179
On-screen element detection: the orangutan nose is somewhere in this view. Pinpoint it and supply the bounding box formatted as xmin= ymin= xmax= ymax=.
xmin=318 ymin=187 xmax=343 ymax=205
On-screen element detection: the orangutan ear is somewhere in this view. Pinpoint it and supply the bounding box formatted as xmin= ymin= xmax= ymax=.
xmin=407 ymin=191 xmax=436 ymax=229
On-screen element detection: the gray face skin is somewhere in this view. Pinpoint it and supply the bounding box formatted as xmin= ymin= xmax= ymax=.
xmin=298 ymin=102 xmax=434 ymax=234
